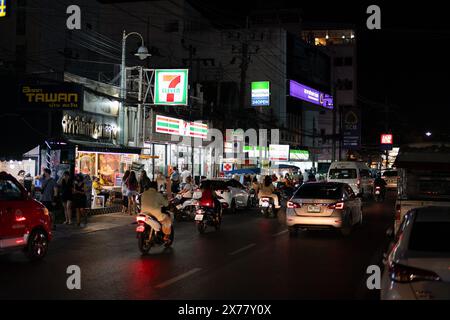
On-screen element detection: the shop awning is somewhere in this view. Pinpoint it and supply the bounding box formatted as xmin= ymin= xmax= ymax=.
xmin=226 ymin=168 xmax=261 ymax=175
xmin=23 ymin=146 xmax=40 ymax=158
xmin=68 ymin=139 xmax=142 ymax=155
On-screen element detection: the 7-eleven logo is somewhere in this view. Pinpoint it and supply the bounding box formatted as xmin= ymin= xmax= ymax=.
xmin=162 ymin=75 xmax=181 ymax=102
xmin=154 ymin=69 xmax=188 ymax=105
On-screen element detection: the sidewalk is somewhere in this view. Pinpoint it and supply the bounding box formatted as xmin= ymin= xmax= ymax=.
xmin=53 ymin=213 xmax=136 ymax=240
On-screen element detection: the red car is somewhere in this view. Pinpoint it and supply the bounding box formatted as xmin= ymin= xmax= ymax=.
xmin=0 ymin=171 xmax=52 ymax=260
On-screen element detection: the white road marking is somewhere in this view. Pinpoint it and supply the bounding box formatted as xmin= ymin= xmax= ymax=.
xmin=229 ymin=243 xmax=256 ymax=256
xmin=272 ymin=230 xmax=288 ymax=237
xmin=154 ymin=268 xmax=202 ymax=289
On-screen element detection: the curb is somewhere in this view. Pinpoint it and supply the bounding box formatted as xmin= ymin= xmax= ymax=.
xmin=86 ymin=206 xmax=122 ymax=216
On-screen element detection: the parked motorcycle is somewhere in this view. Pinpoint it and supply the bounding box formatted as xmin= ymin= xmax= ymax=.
xmin=248 ymin=188 xmax=258 ymax=208
xmin=136 ymin=208 xmax=174 ymax=254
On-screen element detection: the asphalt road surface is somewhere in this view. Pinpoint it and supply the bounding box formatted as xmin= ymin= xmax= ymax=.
xmin=0 ymin=192 xmax=395 ymax=300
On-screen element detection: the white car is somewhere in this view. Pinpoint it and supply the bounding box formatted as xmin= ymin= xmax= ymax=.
xmin=286 ymin=182 xmax=363 ymax=236
xmin=381 ymin=206 xmax=450 ymax=300
xmin=327 ymin=161 xmax=374 ymax=198
xmin=199 ymin=179 xmax=250 ymax=213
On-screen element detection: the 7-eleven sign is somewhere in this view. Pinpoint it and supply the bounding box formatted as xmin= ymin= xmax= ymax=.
xmin=154 ymin=69 xmax=189 ymax=105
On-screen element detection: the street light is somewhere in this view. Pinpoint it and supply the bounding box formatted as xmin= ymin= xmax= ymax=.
xmin=119 ymin=30 xmax=151 ymax=145
xmin=425 ymin=131 xmax=432 ymax=137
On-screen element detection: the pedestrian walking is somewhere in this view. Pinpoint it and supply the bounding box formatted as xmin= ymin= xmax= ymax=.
xmin=139 ymin=170 xmax=151 ymax=193
xmin=170 ymin=167 xmax=180 ymax=194
xmin=121 ymin=170 xmax=130 ymax=214
xmin=39 ymin=168 xmax=58 ymax=230
xmin=126 ymin=171 xmax=139 ymax=215
xmin=58 ymin=171 xmax=73 ymax=225
xmin=73 ymin=174 xmax=87 ymax=227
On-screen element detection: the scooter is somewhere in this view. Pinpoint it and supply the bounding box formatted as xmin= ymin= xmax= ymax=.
xmin=259 ymin=196 xmax=277 ymax=218
xmin=248 ymin=188 xmax=258 ymax=208
xmin=374 ymin=186 xmax=384 ymax=202
xmin=168 ymin=191 xmax=201 ymax=221
xmin=195 ymin=202 xmax=222 ymax=234
xmin=136 ymin=208 xmax=174 ymax=254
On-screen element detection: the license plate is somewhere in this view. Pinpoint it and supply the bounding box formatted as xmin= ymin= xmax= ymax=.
xmin=195 ymin=214 xmax=204 ymax=221
xmin=261 ymin=202 xmax=270 ymax=208
xmin=375 ymin=190 xmax=380 ymax=195
xmin=176 ymin=204 xmax=183 ymax=210
xmin=307 ymin=206 xmax=321 ymax=213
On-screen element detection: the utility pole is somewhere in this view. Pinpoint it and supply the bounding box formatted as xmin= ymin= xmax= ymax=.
xmin=332 ymin=82 xmax=337 ymax=162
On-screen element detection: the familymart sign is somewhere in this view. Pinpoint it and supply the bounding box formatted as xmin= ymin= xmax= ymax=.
xmin=155 ymin=115 xmax=208 ymax=139
xmin=154 ymin=69 xmax=189 ymax=105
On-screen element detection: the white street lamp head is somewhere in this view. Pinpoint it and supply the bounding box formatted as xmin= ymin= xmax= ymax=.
xmin=135 ymin=46 xmax=151 ymax=60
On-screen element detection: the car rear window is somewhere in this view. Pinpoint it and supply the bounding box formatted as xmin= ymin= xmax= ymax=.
xmin=0 ymin=179 xmax=24 ymax=201
xmin=294 ymin=184 xmax=342 ymax=199
xmin=409 ymin=222 xmax=450 ymax=252
xmin=328 ymin=169 xmax=357 ymax=179
xmin=383 ymin=171 xmax=398 ymax=177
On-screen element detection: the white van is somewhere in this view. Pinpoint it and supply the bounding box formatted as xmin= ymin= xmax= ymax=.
xmin=327 ymin=161 xmax=374 ymax=197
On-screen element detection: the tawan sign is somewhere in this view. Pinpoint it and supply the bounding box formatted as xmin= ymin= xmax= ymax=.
xmin=0 ymin=0 xmax=7 ymax=18
xmin=154 ymin=69 xmax=188 ymax=105
xmin=155 ymin=115 xmax=208 ymax=139
xmin=251 ymin=81 xmax=270 ymax=106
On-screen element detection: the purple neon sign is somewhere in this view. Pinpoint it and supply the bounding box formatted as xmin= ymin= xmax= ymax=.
xmin=289 ymin=80 xmax=334 ymax=109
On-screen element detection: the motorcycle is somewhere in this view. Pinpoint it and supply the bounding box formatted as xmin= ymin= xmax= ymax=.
xmin=374 ymin=185 xmax=384 ymax=202
xmin=168 ymin=191 xmax=201 ymax=221
xmin=248 ymin=188 xmax=258 ymax=208
xmin=259 ymin=196 xmax=277 ymax=218
xmin=135 ymin=208 xmax=174 ymax=254
xmin=195 ymin=191 xmax=222 ymax=234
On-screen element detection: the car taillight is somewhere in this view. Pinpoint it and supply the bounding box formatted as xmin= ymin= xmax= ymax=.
xmin=376 ymin=186 xmax=381 ymax=190
xmin=329 ymin=202 xmax=345 ymax=210
xmin=389 ymin=262 xmax=441 ymax=283
xmin=15 ymin=216 xmax=26 ymax=222
xmin=261 ymin=197 xmax=270 ymax=202
xmin=287 ymin=201 xmax=301 ymax=209
xmin=136 ymin=215 xmax=146 ymax=223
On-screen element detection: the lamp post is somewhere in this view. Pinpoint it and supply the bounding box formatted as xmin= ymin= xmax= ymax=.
xmin=119 ymin=30 xmax=151 ymax=146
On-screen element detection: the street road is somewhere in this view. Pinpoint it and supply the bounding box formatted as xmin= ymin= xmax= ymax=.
xmin=0 ymin=192 xmax=395 ymax=300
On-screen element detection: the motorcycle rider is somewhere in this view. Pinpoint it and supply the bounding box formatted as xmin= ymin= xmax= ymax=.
xmin=140 ymin=181 xmax=172 ymax=242
xmin=374 ymin=172 xmax=387 ymax=200
xmin=258 ymin=175 xmax=280 ymax=209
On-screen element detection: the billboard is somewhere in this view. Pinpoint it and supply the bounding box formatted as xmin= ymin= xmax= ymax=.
xmin=154 ymin=69 xmax=189 ymax=105
xmin=342 ymin=107 xmax=361 ymax=149
xmin=269 ymin=144 xmax=290 ymax=161
xmin=19 ymin=83 xmax=84 ymax=109
xmin=155 ymin=115 xmax=208 ymax=139
xmin=289 ymin=80 xmax=333 ymax=109
xmin=251 ymin=81 xmax=270 ymax=106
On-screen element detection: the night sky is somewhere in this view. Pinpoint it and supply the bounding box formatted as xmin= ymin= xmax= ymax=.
xmin=1 ymin=0 xmax=450 ymax=158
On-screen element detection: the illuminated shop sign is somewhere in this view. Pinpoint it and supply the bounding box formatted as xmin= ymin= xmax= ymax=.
xmin=289 ymin=80 xmax=333 ymax=109
xmin=19 ymin=84 xmax=84 ymax=109
xmin=251 ymin=81 xmax=270 ymax=107
xmin=154 ymin=69 xmax=189 ymax=105
xmin=155 ymin=115 xmax=208 ymax=139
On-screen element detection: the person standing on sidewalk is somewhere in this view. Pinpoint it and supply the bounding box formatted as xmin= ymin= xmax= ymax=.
xmin=121 ymin=170 xmax=130 ymax=214
xmin=39 ymin=168 xmax=58 ymax=230
xmin=139 ymin=170 xmax=151 ymax=193
xmin=73 ymin=174 xmax=87 ymax=227
xmin=83 ymin=174 xmax=93 ymax=209
xmin=58 ymin=171 xmax=73 ymax=225
xmin=126 ymin=171 xmax=139 ymax=215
